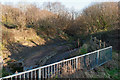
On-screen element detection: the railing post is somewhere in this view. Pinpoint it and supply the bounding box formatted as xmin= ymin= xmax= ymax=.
xmin=110 ymin=46 xmax=112 ymax=60
xmin=83 ymin=56 xmax=86 ymax=68
xmin=54 ymin=65 xmax=55 ymax=75
xmin=45 ymin=68 xmax=47 ymax=78
xmin=19 ymin=75 xmax=21 ymax=80
xmin=39 ymin=69 xmax=41 ymax=79
xmin=31 ymin=72 xmax=33 ymax=79
xmin=48 ymin=67 xmax=50 ymax=78
xmin=76 ymin=57 xmax=78 ymax=69
xmin=24 ymin=73 xmax=25 ymax=80
xmin=35 ymin=70 xmax=36 ymax=80
xmin=97 ymin=50 xmax=99 ymax=65
xmin=27 ymin=73 xmax=29 ymax=79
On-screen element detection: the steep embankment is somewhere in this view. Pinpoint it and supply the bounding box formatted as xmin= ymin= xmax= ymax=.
xmin=2 ymin=25 xmax=76 ymax=71
xmin=2 ymin=26 xmax=45 ymax=62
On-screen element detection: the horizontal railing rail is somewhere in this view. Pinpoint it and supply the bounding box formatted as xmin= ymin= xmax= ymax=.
xmin=0 ymin=46 xmax=112 ymax=80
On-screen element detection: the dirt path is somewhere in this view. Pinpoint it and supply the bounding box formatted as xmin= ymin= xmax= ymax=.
xmin=45 ymin=48 xmax=80 ymax=65
xmin=23 ymin=41 xmax=74 ymax=69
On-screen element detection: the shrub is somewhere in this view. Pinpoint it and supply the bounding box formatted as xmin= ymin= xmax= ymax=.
xmin=2 ymin=68 xmax=11 ymax=77
xmin=79 ymin=44 xmax=88 ymax=55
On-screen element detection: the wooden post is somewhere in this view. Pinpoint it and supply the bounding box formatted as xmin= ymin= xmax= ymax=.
xmin=99 ymin=40 xmax=102 ymax=48
xmin=94 ymin=37 xmax=96 ymax=44
xmin=78 ymin=38 xmax=80 ymax=48
xmin=103 ymin=42 xmax=106 ymax=48
xmin=90 ymin=36 xmax=92 ymax=44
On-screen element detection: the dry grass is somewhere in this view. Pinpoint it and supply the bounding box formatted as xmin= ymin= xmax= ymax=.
xmin=61 ymin=63 xmax=75 ymax=77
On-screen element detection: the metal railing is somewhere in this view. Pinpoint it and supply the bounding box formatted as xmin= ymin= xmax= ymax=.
xmin=0 ymin=46 xmax=112 ymax=80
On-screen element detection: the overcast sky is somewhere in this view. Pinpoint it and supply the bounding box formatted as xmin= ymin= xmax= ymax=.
xmin=0 ymin=0 xmax=119 ymax=11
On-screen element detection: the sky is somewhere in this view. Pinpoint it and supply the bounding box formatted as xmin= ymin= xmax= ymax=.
xmin=0 ymin=0 xmax=119 ymax=11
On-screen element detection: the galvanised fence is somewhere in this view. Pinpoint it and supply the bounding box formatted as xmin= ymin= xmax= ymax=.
xmin=0 ymin=46 xmax=112 ymax=80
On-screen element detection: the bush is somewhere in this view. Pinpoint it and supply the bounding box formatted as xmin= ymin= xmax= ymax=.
xmin=2 ymin=68 xmax=11 ymax=77
xmin=79 ymin=44 xmax=88 ymax=55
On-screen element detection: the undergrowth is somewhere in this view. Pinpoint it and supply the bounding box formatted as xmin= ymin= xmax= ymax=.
xmin=105 ymin=68 xmax=120 ymax=80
